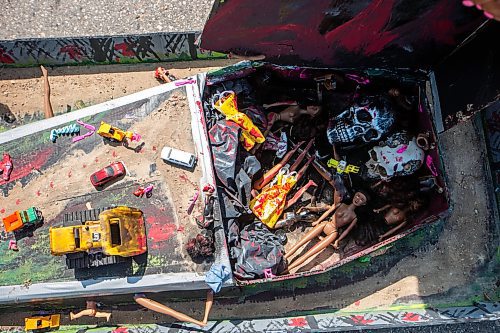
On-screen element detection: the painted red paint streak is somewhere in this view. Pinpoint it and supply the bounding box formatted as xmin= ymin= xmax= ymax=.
xmin=288 ymin=318 xmax=307 ymax=327
xmin=0 ymin=48 xmax=15 ymax=64
xmin=195 ymin=100 xmax=203 ymax=113
xmin=36 ymin=190 xmax=41 ymax=196
xmin=82 ymin=164 xmax=87 ymax=168
xmin=152 ymin=146 xmax=157 ymax=151
xmin=15 ymin=199 xmax=21 ymax=205
xmin=354 ymin=300 xmax=360 ymax=306
xmin=177 ymin=225 xmax=185 ymax=232
xmin=201 ymin=0 xmax=476 ymax=67
xmin=114 ymin=42 xmax=136 ymax=57
xmin=325 ymin=0 xmax=398 ymax=56
xmin=111 ymin=327 xmax=129 ymax=333
xmin=0 ymin=147 xmax=55 ymax=186
xmin=351 ymin=315 xmax=374 ymax=325
xmin=59 ymin=45 xmax=83 ymax=60
xmin=112 ymin=151 xmax=117 ymax=157
xmin=49 ymin=181 xmax=54 ymax=188
xmin=145 ymin=216 xmax=178 ymax=248
xmin=95 ymin=157 xmax=99 ymax=163
xmin=0 ymin=208 xmax=5 ymax=214
xmin=402 ymin=312 xmax=421 ymax=322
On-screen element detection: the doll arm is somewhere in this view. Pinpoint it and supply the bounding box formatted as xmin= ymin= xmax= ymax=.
xmin=373 ymin=204 xmax=391 ymax=214
xmin=333 ymin=218 xmax=357 ymax=249
xmin=379 ymin=221 xmax=408 ymax=240
xmin=263 ymin=101 xmax=298 ymax=109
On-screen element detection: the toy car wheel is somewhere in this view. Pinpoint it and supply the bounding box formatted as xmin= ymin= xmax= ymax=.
xmin=146 ymin=191 xmax=153 ymax=198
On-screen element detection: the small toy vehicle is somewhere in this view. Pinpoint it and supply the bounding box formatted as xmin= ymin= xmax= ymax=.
xmin=90 ymin=161 xmax=126 ymax=188
xmin=2 ymin=207 xmax=44 ymax=233
xmin=0 ymin=152 xmax=13 ymax=181
xmin=97 ymin=121 xmax=140 ymax=143
xmin=161 ymin=146 xmax=196 ymax=169
xmin=49 ymin=206 xmax=147 ymax=269
xmin=25 ymin=314 xmax=60 ymax=331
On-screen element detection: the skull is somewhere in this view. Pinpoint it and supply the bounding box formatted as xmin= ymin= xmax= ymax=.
xmin=364 ymin=132 xmax=425 ymax=180
xmin=327 ymin=96 xmax=395 ymax=147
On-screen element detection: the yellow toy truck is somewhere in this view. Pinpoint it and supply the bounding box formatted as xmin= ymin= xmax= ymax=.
xmin=97 ymin=121 xmax=141 ymax=143
xmin=49 ymin=206 xmax=147 ymax=269
xmin=25 ymin=314 xmax=60 ymax=332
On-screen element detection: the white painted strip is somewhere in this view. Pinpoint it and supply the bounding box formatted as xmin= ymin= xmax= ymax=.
xmin=0 ymin=81 xmax=180 ymax=144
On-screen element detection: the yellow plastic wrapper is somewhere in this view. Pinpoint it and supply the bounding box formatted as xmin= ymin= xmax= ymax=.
xmin=250 ymin=167 xmax=297 ymax=228
xmin=213 ymin=91 xmax=265 ymax=150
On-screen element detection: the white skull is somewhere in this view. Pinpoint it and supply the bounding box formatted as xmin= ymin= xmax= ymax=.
xmin=365 ymin=132 xmax=425 ymax=180
xmin=327 ymin=96 xmax=395 ymax=147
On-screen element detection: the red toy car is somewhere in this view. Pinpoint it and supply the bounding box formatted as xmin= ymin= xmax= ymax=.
xmin=90 ymin=161 xmax=126 ymax=187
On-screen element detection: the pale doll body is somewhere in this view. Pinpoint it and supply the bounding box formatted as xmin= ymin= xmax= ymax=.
xmin=373 ymin=204 xmax=409 ymax=241
xmin=285 ymin=191 xmax=368 ymax=271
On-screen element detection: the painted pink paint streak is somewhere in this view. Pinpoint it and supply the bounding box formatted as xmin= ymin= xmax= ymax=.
xmin=111 ymin=327 xmax=129 ymax=333
xmin=15 ymin=199 xmax=21 ymax=205
xmin=354 ymin=300 xmax=361 ymax=306
xmin=49 ymin=181 xmax=54 ymax=188
xmin=396 ymin=145 xmax=408 ymax=154
xmin=112 ymin=151 xmax=117 ymax=158
xmin=288 ymin=318 xmax=307 ymax=327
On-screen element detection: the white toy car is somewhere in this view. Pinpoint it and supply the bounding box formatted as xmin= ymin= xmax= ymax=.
xmin=161 ymin=146 xmax=197 ymax=169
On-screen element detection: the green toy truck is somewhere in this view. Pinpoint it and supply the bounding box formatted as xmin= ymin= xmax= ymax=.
xmin=2 ymin=207 xmax=44 ymax=233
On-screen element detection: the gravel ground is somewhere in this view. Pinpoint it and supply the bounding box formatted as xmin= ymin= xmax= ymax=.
xmin=0 ymin=0 xmax=214 ymax=40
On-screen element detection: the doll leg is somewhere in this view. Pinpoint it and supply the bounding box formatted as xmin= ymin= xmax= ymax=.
xmin=287 ymin=230 xmax=338 ymax=271
xmin=285 ymin=222 xmax=326 ymax=259
xmin=94 ymin=311 xmax=112 ymax=321
xmin=70 ymin=309 xmax=96 ymax=320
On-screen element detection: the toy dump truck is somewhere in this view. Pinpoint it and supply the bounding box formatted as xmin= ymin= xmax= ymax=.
xmin=97 ymin=121 xmax=141 ymax=143
xmin=25 ymin=314 xmax=60 ymax=332
xmin=2 ymin=207 xmax=43 ymax=233
xmin=49 ymin=206 xmax=147 ymax=269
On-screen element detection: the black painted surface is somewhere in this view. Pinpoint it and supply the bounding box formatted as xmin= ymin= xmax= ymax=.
xmin=434 ymin=23 xmax=500 ymax=131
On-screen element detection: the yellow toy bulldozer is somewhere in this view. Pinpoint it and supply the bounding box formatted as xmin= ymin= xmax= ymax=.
xmin=97 ymin=121 xmax=141 ymax=143
xmin=49 ymin=206 xmax=147 ymax=269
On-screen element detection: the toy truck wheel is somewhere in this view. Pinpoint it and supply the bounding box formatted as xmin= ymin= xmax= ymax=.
xmin=66 ymin=252 xmax=91 ymax=269
xmin=35 ymin=209 xmax=44 ymax=224
xmin=89 ymin=253 xmax=127 ymax=267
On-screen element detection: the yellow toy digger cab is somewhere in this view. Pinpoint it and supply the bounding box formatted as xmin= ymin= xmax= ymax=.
xmin=97 ymin=121 xmax=141 ymax=143
xmin=49 ymin=206 xmax=147 ymax=269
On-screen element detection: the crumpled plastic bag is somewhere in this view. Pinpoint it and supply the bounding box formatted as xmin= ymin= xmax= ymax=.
xmin=205 ymin=263 xmax=231 ymax=293
xmin=250 ymin=167 xmax=297 ymax=229
xmin=232 ymin=222 xmax=287 ymax=279
xmin=213 ymin=91 xmax=265 ymax=150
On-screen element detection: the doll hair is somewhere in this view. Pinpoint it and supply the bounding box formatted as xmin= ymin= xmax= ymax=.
xmin=185 ymin=233 xmax=215 ymax=258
